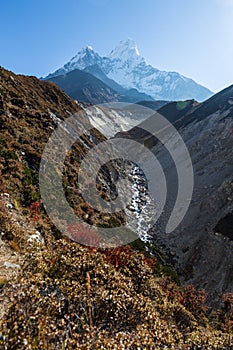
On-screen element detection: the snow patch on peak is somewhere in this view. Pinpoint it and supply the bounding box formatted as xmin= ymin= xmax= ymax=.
xmin=86 ymin=45 xmax=93 ymax=51
xmin=108 ymin=39 xmax=143 ymax=64
xmin=71 ymin=45 xmax=96 ymax=60
xmin=62 ymin=46 xmax=102 ymax=71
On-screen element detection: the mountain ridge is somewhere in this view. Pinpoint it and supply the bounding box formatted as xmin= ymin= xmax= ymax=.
xmin=46 ymin=68 xmax=154 ymax=104
xmin=45 ymin=39 xmax=213 ymax=101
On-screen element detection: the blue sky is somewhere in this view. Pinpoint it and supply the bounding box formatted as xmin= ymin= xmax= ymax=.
xmin=0 ymin=0 xmax=233 ymax=92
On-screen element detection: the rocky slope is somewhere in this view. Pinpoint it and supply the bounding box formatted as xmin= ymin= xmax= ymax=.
xmin=0 ymin=67 xmax=134 ymax=240
xmin=84 ymin=101 xmax=168 ymax=138
xmin=117 ymin=85 xmax=233 ymax=306
xmin=46 ymin=39 xmax=213 ymax=101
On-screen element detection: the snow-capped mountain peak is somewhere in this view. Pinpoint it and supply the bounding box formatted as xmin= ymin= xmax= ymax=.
xmin=108 ymin=39 xmax=145 ymax=67
xmin=67 ymin=45 xmax=101 ymax=69
xmin=86 ymin=45 xmax=93 ymax=51
xmin=109 ymin=39 xmax=139 ymax=58
xmin=45 ymin=39 xmax=213 ymax=101
xmin=45 ymin=45 xmax=102 ymax=78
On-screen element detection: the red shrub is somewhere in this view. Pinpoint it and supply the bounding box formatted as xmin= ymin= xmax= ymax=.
xmin=158 ymin=279 xmax=207 ymax=316
xmin=29 ymin=201 xmax=41 ymax=221
xmin=222 ymin=292 xmax=233 ymax=311
xmin=180 ymin=285 xmax=207 ymax=315
xmin=101 ymin=245 xmax=156 ymax=271
xmin=144 ymin=257 xmax=157 ymax=271
xmin=102 ymin=245 xmax=133 ymax=269
xmin=29 ymin=201 xmax=41 ymax=212
xmin=67 ymin=223 xmax=102 ymax=247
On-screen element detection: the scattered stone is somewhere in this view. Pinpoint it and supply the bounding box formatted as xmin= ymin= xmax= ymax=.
xmin=27 ymin=231 xmax=44 ymax=244
xmin=3 ymin=262 xmax=20 ymax=269
xmin=127 ymin=205 xmax=136 ymax=212
xmin=1 ymin=193 xmax=10 ymax=198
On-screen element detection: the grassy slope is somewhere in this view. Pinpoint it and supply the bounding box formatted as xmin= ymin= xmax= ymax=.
xmin=0 ymin=68 xmax=232 ymax=349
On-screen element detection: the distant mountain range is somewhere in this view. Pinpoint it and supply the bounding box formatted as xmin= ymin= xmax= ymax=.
xmin=45 ymin=39 xmax=213 ymax=102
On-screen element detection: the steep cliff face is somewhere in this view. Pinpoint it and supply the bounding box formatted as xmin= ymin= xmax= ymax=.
xmin=116 ymin=86 xmax=233 ymax=305
xmin=164 ymin=109 xmax=233 ymax=305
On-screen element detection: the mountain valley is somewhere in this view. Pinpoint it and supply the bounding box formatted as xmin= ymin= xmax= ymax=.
xmin=0 ymin=64 xmax=232 ymax=348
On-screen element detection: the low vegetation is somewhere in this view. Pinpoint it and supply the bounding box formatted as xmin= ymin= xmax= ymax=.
xmin=0 ymin=236 xmax=232 ymax=349
xmin=0 ymin=67 xmax=232 ymax=349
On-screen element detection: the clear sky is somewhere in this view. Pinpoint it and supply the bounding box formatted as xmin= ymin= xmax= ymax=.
xmin=0 ymin=0 xmax=233 ymax=92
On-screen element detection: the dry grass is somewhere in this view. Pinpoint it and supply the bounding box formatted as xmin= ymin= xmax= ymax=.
xmin=0 ymin=238 xmax=232 ymax=349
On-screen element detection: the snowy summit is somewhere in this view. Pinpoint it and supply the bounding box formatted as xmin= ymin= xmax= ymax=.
xmin=46 ymin=39 xmax=213 ymax=101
